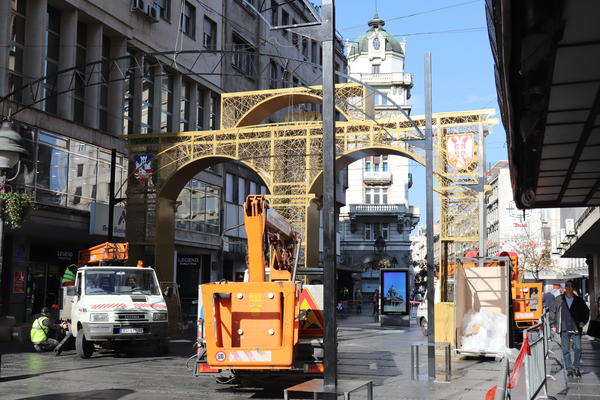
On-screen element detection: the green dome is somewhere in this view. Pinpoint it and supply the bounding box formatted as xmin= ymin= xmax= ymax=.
xmin=348 ymin=13 xmax=403 ymax=57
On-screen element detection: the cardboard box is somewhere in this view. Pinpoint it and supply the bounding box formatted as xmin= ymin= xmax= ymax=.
xmin=0 ymin=326 xmax=11 ymax=342
xmin=11 ymin=325 xmax=30 ymax=343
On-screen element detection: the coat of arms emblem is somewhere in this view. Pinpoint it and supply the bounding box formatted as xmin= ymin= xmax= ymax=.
xmin=446 ymin=134 xmax=474 ymax=170
xmin=134 ymin=154 xmax=153 ymax=183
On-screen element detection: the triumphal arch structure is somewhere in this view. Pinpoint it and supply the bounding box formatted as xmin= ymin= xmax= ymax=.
xmin=125 ymin=82 xmax=497 ymax=281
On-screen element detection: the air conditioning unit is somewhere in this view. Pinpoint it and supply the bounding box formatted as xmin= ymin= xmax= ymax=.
xmin=147 ymin=4 xmax=160 ymax=23
xmin=131 ymin=0 xmax=146 ymax=13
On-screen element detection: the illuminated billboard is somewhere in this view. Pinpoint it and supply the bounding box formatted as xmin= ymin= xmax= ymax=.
xmin=380 ymin=269 xmax=409 ymax=315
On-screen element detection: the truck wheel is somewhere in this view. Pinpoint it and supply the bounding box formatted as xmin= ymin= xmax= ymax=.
xmin=420 ymin=318 xmax=428 ymax=336
xmin=76 ymin=332 xmax=94 ymax=358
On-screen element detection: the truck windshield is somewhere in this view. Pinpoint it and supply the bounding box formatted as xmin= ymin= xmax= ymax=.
xmin=84 ymin=269 xmax=159 ymax=295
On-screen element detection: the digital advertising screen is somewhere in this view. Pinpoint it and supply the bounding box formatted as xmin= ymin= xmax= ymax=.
xmin=380 ymin=269 xmax=409 ymax=315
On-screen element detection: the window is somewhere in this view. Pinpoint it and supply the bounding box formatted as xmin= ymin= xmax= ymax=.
xmin=269 ymin=60 xmax=278 ymax=89
xmin=302 ymin=38 xmax=308 ymax=59
xmin=364 ymin=158 xmax=371 ymax=172
xmin=292 ymin=19 xmax=298 ymax=47
xmin=311 ymin=40 xmax=317 ymax=64
xmin=238 ymin=177 xmax=246 ymax=204
xmin=74 ymin=23 xmax=87 ymax=124
xmin=375 ymin=93 xmax=388 ymax=105
xmin=8 ymin=0 xmax=26 ymax=103
xmin=372 ymin=65 xmax=380 ymax=74
xmin=154 ymin=0 xmax=170 ymax=20
xmin=180 ymin=80 xmax=190 ymax=131
xmin=292 ymin=76 xmax=299 ymax=87
xmin=123 ymin=51 xmax=135 ymax=134
xmin=176 ymin=180 xmax=221 ymax=234
xmin=250 ymin=181 xmax=257 ymax=195
xmin=30 ymin=131 xmax=127 ymax=210
xmin=225 ymin=173 xmax=234 ymax=202
xmin=43 ymin=6 xmax=61 ymax=114
xmin=181 ymin=2 xmax=195 ymax=38
xmin=209 ymin=95 xmax=218 ymax=130
xmin=99 ymin=36 xmax=111 ymax=131
xmin=160 ymin=72 xmax=173 ymax=132
xmin=141 ymin=59 xmax=154 ymax=134
xmin=382 ymin=155 xmax=388 ymax=171
xmin=203 ymin=17 xmax=217 ymax=50
xmin=232 ymin=34 xmax=256 ymax=77
xmin=364 ymin=187 xmax=387 ymax=204
xmin=270 ymin=1 xmax=278 ymax=26
xmin=281 ymin=10 xmax=289 ymax=37
xmin=197 ymin=87 xmax=205 ymax=130
xmin=364 ymin=223 xmax=389 ymax=240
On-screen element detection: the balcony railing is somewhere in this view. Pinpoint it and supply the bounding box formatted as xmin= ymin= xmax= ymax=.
xmin=363 ymin=170 xmax=392 ymax=184
xmin=358 ymin=72 xmax=413 ymax=85
xmin=349 ymin=204 xmax=405 ymax=214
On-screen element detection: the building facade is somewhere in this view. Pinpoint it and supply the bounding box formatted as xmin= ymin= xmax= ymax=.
xmin=340 ymin=14 xmax=419 ymax=301
xmin=486 ymin=161 xmax=587 ymax=282
xmin=0 ymin=0 xmax=346 ymax=323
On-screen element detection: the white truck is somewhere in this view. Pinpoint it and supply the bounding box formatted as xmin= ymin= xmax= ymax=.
xmin=60 ymin=244 xmax=170 ymax=358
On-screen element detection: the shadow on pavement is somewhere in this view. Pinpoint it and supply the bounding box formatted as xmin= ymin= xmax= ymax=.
xmin=0 ymin=356 xmax=175 ymax=383
xmin=16 ymin=388 xmax=135 ymax=399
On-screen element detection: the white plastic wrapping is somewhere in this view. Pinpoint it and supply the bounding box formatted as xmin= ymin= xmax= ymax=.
xmin=460 ymin=309 xmax=509 ymax=354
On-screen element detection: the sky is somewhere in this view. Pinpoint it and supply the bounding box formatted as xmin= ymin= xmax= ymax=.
xmin=334 ymin=0 xmax=508 ymax=229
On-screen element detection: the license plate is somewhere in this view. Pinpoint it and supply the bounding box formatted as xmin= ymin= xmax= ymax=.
xmin=119 ymin=327 xmax=144 ymax=334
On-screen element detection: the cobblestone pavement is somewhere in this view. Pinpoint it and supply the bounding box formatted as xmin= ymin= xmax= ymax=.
xmin=0 ymin=313 xmax=505 ymax=399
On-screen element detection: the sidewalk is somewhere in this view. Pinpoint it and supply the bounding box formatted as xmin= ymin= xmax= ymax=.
xmin=546 ymin=334 xmax=600 ymax=399
xmin=336 ymin=312 xmax=505 ymax=400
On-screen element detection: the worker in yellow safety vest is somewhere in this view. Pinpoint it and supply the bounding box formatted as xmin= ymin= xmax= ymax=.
xmin=30 ymin=307 xmax=68 ymax=352
xmin=61 ymin=264 xmax=77 ymax=286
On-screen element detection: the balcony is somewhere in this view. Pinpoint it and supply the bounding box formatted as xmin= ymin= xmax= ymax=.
xmin=363 ymin=170 xmax=392 ymax=185
xmin=358 ymin=72 xmax=413 ymax=85
xmin=349 ymin=204 xmax=405 ymax=215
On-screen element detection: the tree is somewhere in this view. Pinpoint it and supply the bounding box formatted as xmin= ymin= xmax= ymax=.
xmin=506 ymin=226 xmax=554 ymax=281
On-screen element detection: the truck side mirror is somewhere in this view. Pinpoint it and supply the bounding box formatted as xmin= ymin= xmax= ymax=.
xmin=163 ymin=286 xmax=173 ymax=297
xmin=66 ymin=286 xmax=76 ymax=296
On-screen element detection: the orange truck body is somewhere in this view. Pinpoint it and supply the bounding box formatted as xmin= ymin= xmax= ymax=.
xmin=198 ymin=195 xmax=319 ymax=371
xmin=77 ymin=242 xmax=128 ymax=266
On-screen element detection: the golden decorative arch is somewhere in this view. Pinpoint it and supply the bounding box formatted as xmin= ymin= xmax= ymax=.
xmin=126 ymin=82 xmax=497 ymax=280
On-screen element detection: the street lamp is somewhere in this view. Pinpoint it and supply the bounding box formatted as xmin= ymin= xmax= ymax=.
xmin=0 ymin=120 xmax=27 ymax=292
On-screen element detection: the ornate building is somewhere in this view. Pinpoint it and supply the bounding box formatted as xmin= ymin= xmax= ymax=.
xmin=340 ymin=14 xmax=419 ymax=299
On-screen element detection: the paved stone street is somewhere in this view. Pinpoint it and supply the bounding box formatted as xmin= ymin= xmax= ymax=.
xmin=0 ymin=314 xmax=505 ymax=399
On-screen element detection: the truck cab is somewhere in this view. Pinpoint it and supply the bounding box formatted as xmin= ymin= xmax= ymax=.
xmin=62 ymin=264 xmax=168 ymax=358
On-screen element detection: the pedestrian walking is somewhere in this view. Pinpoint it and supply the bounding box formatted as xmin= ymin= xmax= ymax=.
xmin=355 ymin=290 xmax=363 ymax=314
xmin=372 ymin=289 xmax=380 ymax=315
xmin=543 ymin=290 xmax=556 ymax=311
xmin=30 ymin=307 xmax=68 ymax=352
xmin=549 ymin=280 xmax=589 ymax=378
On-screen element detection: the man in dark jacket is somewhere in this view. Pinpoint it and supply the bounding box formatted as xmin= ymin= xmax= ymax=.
xmin=549 ymin=280 xmax=589 ymax=377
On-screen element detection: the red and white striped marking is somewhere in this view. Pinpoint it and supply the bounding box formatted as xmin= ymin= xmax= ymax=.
xmin=133 ymin=303 xmax=167 ymax=309
xmin=228 ymin=350 xmax=272 ymax=363
xmin=90 ymin=303 xmax=126 ymax=310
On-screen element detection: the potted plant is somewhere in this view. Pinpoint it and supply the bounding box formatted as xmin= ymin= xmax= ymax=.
xmin=0 ymin=191 xmax=35 ymax=229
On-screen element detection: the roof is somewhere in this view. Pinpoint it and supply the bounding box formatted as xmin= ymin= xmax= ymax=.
xmin=348 ymin=13 xmax=404 ymax=57
xmin=488 ymin=0 xmax=600 ymax=209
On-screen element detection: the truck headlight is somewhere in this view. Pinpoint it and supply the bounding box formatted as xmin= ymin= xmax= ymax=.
xmin=153 ymin=312 xmax=167 ymax=321
xmin=90 ymin=313 xmax=109 ymax=322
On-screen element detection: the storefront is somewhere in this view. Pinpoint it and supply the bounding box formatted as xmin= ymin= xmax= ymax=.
xmin=176 ymin=254 xmax=212 ymax=324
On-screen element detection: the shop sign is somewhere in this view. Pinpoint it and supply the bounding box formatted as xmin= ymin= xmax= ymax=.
xmin=12 ymin=271 xmax=25 ymax=294
xmin=178 ymin=256 xmax=200 ymax=267
xmin=89 ymin=202 xmax=126 ymax=237
xmin=56 ymin=250 xmax=75 ymax=262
